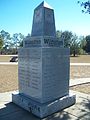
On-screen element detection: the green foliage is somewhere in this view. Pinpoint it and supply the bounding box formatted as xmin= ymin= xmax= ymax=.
xmin=1 ymin=48 xmax=18 ymax=55
xmin=79 ymin=48 xmax=86 ymax=55
xmin=84 ymin=35 xmax=90 ymax=53
xmin=0 ymin=30 xmax=25 ymax=54
xmin=0 ymin=29 xmax=89 ymax=55
xmin=56 ymin=30 xmax=80 ymax=56
xmin=60 ymin=31 xmax=73 ymax=47
xmin=0 ymin=36 xmax=4 ymax=50
xmin=56 ymin=30 xmax=62 ymax=39
xmin=79 ymin=36 xmax=86 ymax=53
xmin=70 ymin=34 xmax=80 ymax=56
xmin=78 ymin=1 xmax=90 ymax=14
xmin=0 ymin=30 xmax=11 ymax=49
xmin=12 ymin=33 xmax=24 ymax=49
xmin=20 ymin=41 xmax=23 ymax=47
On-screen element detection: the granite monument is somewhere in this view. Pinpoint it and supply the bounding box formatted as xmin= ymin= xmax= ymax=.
xmin=12 ymin=1 xmax=76 ymax=118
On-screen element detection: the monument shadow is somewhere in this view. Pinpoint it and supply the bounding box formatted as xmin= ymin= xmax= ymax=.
xmin=0 ymin=102 xmax=71 ymax=120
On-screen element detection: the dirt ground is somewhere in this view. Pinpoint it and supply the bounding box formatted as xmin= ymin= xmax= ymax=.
xmin=0 ymin=65 xmax=18 ymax=92
xmin=70 ymin=55 xmax=90 ymax=63
xmin=70 ymin=66 xmax=90 ymax=79
xmin=0 ymin=55 xmax=18 ymax=62
xmin=0 ymin=56 xmax=11 ymax=62
xmin=70 ymin=83 xmax=90 ymax=94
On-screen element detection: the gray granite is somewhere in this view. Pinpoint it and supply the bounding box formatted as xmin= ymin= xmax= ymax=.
xmin=12 ymin=1 xmax=76 ymax=118
xmin=18 ymin=47 xmax=70 ymax=103
xmin=23 ymin=36 xmax=63 ymax=47
xmin=12 ymin=92 xmax=76 ymax=118
xmin=31 ymin=1 xmax=56 ymax=37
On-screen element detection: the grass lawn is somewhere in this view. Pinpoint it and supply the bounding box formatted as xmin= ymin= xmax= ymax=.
xmin=70 ymin=55 xmax=90 ymax=63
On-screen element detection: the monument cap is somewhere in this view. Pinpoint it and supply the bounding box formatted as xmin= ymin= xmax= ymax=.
xmin=36 ymin=1 xmax=53 ymax=10
xmin=31 ymin=1 xmax=56 ymax=37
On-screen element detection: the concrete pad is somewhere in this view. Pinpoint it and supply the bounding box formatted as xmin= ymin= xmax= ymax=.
xmin=70 ymin=78 xmax=90 ymax=86
xmin=64 ymin=91 xmax=90 ymax=119
xmin=0 ymin=91 xmax=18 ymax=103
xmin=70 ymin=63 xmax=90 ymax=66
xmin=0 ymin=90 xmax=90 ymax=120
xmin=0 ymin=62 xmax=18 ymax=65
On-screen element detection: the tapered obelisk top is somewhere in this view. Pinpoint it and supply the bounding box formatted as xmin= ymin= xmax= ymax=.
xmin=36 ymin=1 xmax=53 ymax=9
xmin=31 ymin=1 xmax=56 ymax=37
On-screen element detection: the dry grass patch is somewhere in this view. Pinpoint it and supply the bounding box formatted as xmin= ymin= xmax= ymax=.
xmin=0 ymin=65 xmax=18 ymax=92
xmin=70 ymin=83 xmax=90 ymax=94
xmin=0 ymin=56 xmax=11 ymax=62
xmin=70 ymin=55 xmax=90 ymax=63
xmin=70 ymin=66 xmax=90 ymax=79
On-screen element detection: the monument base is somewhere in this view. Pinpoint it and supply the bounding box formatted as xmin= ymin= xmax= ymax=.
xmin=12 ymin=92 xmax=76 ymax=118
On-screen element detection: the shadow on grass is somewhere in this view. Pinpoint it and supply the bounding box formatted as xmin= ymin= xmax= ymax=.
xmin=0 ymin=102 xmax=72 ymax=120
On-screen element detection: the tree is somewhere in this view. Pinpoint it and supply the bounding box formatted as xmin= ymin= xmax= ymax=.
xmin=56 ymin=30 xmax=62 ymax=39
xmin=56 ymin=30 xmax=81 ymax=56
xmin=19 ymin=33 xmax=31 ymax=47
xmin=78 ymin=0 xmax=90 ymax=14
xmin=0 ymin=30 xmax=11 ymax=49
xmin=70 ymin=34 xmax=80 ymax=56
xmin=84 ymin=35 xmax=90 ymax=53
xmin=60 ymin=31 xmax=73 ymax=47
xmin=12 ymin=33 xmax=24 ymax=49
xmin=0 ymin=35 xmax=3 ymax=50
xmin=19 ymin=41 xmax=23 ymax=47
xmin=0 ymin=36 xmax=4 ymax=54
xmin=79 ymin=36 xmax=87 ymax=54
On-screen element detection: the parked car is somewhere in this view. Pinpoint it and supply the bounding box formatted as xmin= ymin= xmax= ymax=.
xmin=10 ymin=56 xmax=18 ymax=62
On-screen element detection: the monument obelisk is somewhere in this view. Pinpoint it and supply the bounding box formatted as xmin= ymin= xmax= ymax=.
xmin=12 ymin=1 xmax=76 ymax=118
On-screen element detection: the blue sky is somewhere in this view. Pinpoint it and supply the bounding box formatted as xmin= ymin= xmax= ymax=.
xmin=0 ymin=0 xmax=90 ymax=36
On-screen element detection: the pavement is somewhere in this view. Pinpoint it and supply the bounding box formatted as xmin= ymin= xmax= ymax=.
xmin=0 ymin=62 xmax=18 ymax=65
xmin=70 ymin=78 xmax=90 ymax=86
xmin=70 ymin=63 xmax=90 ymax=66
xmin=0 ymin=62 xmax=90 ymax=66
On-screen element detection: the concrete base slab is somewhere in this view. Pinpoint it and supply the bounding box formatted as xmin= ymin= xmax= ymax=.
xmin=12 ymin=92 xmax=76 ymax=118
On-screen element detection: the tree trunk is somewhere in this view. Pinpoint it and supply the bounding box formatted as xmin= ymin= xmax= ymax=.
xmin=73 ymin=50 xmax=76 ymax=57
